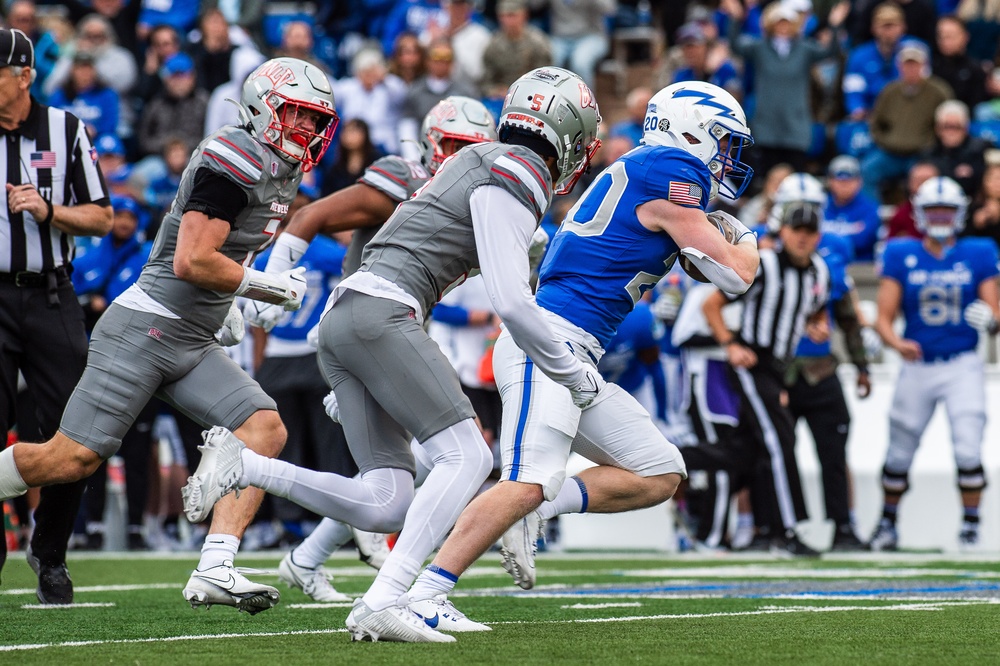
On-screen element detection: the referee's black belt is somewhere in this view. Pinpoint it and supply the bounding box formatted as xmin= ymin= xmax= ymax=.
xmin=0 ymin=265 xmax=72 ymax=288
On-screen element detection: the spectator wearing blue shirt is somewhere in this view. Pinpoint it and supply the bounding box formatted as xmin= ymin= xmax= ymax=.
xmin=823 ymin=155 xmax=884 ymax=261
xmin=672 ymin=22 xmax=743 ymax=101
xmin=608 ymin=86 xmax=651 ymax=148
xmin=6 ymin=1 xmax=60 ymax=102
xmin=48 ymin=51 xmax=119 ymax=139
xmin=842 ymin=2 xmax=919 ymax=119
xmin=137 ymin=0 xmax=201 ymax=38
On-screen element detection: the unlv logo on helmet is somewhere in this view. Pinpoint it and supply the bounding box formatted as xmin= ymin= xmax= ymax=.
xmin=578 ymin=82 xmax=597 ymax=111
xmin=430 ymin=100 xmax=458 ymax=124
xmin=257 ymin=61 xmax=296 ymax=89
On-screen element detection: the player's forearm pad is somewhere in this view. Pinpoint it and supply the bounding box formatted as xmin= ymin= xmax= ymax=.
xmin=264 ymin=233 xmax=310 ymax=274
xmin=236 ymin=267 xmax=296 ymax=305
xmin=679 ymin=247 xmax=752 ymax=295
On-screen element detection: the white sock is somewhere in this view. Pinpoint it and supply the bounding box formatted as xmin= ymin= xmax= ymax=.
xmin=362 ymin=419 xmax=492 ymax=611
xmin=292 ymin=518 xmax=354 ymax=569
xmin=240 ymin=448 xmax=413 ymax=531
xmin=197 ymin=533 xmax=240 ymax=570
xmin=405 ymin=565 xmax=459 ymax=603
xmin=537 ymin=475 xmax=586 ymax=520
xmin=0 ymin=447 xmax=28 ymax=500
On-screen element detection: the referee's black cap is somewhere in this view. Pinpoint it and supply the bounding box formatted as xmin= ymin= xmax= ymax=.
xmin=781 ymin=202 xmax=821 ymax=231
xmin=0 ymin=28 xmax=34 ymax=69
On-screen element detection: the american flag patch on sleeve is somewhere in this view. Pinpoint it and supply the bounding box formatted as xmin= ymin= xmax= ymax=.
xmin=668 ymin=181 xmax=703 ymax=206
xmin=30 ymin=151 xmax=57 ymax=168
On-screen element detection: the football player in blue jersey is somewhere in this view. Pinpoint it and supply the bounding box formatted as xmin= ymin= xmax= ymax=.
xmin=869 ymin=176 xmax=1000 ymax=551
xmin=394 ymin=81 xmax=760 ymax=621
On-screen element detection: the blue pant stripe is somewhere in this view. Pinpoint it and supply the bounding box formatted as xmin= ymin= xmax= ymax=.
xmin=510 ymin=357 xmax=534 ymax=481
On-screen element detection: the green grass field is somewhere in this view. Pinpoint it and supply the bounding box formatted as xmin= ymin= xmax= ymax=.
xmin=2 ymin=551 xmax=999 ymax=665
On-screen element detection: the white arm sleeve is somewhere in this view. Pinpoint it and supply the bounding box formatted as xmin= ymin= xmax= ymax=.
xmin=680 ymin=247 xmax=753 ymax=295
xmin=263 ymin=233 xmax=310 ymax=274
xmin=470 ymin=186 xmax=587 ymax=388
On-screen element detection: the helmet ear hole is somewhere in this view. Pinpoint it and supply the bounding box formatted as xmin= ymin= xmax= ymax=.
xmin=683 ymin=132 xmax=701 ymax=145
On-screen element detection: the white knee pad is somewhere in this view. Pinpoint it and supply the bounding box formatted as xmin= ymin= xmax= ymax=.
xmin=421 ymin=418 xmax=493 ymax=482
xmin=356 ymin=467 xmax=415 ymax=533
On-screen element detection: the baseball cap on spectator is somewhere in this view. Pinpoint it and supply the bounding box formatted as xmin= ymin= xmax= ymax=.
xmin=677 ymin=23 xmax=707 ymax=45
xmin=111 ymin=194 xmax=141 ymax=218
xmin=73 ymin=50 xmax=97 ymax=65
xmin=95 ymin=133 xmax=125 ymax=157
xmin=897 ymin=42 xmax=929 ymax=64
xmin=781 ymin=202 xmax=821 ymax=231
xmin=768 ymin=3 xmax=801 ymax=24
xmin=873 ymin=3 xmax=905 ymax=26
xmin=783 ymin=0 xmax=813 ymax=13
xmin=0 ymin=28 xmax=34 ymax=69
xmin=828 ymin=155 xmax=861 ymax=180
xmin=160 ymin=52 xmax=194 ymax=79
xmin=497 ymin=0 xmax=527 ymax=13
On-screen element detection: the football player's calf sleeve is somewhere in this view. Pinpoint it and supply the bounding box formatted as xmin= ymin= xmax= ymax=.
xmin=679 ymin=247 xmax=751 ymax=295
xmin=0 ymin=447 xmax=28 ymax=499
xmin=292 ymin=518 xmax=354 ymax=569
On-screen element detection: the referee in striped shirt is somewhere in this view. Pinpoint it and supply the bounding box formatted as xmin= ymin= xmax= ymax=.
xmin=0 ymin=28 xmax=112 ymax=602
xmin=703 ymin=202 xmax=830 ymax=556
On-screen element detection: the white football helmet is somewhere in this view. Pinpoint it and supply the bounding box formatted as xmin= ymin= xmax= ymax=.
xmin=766 ymin=172 xmax=827 ymax=234
xmin=499 ymin=67 xmax=602 ymax=195
xmin=913 ymin=176 xmax=968 ymax=240
xmin=641 ymin=81 xmax=754 ymax=199
xmin=239 ymin=57 xmax=338 ymax=172
xmin=419 ymin=96 xmax=497 ymax=174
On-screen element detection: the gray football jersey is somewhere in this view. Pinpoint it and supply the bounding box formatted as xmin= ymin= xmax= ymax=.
xmin=137 ymin=127 xmax=303 ymax=335
xmin=359 ymin=142 xmax=553 ymax=317
xmin=344 ymin=155 xmax=430 ymax=276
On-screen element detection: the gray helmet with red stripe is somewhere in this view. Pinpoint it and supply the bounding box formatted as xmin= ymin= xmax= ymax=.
xmin=419 ymin=96 xmax=497 ymax=174
xmin=239 ymin=57 xmax=338 ymax=172
xmin=498 ymin=67 xmax=601 ymax=195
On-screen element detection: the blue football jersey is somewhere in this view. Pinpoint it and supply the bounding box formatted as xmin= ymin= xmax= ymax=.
xmin=797 ymin=233 xmax=855 ymax=357
xmin=880 ymin=237 xmax=999 ymax=359
xmin=536 ymin=145 xmax=711 ymax=348
xmin=255 ymin=236 xmax=346 ymax=342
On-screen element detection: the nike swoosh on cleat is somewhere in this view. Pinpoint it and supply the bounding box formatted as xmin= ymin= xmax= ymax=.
xmin=423 ymin=613 xmax=440 ymax=629
xmin=198 ymin=573 xmax=238 ymax=590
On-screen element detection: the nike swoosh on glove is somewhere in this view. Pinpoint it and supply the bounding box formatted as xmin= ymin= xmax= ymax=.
xmin=964 ymin=299 xmax=999 ymax=334
xmin=569 ymin=366 xmax=606 ymax=409
xmin=214 ymin=301 xmax=245 ymax=346
xmin=244 ymin=300 xmax=285 ymax=333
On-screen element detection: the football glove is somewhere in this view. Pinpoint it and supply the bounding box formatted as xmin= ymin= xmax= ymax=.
xmin=322 ymin=390 xmax=341 ymax=423
xmin=860 ymin=326 xmax=883 ymax=359
xmin=651 ymin=291 xmax=682 ymax=323
xmin=244 ymin=300 xmax=286 ymax=332
xmin=236 ymin=266 xmax=307 ymax=310
xmin=706 ymin=210 xmax=756 ymax=245
xmin=568 ymin=365 xmax=606 ymax=409
xmin=964 ymin=299 xmax=999 ymax=335
xmin=214 ymin=300 xmax=245 ymax=346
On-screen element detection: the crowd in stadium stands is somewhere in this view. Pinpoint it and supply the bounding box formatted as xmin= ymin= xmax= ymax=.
xmin=3 ymin=0 xmax=1000 ymax=556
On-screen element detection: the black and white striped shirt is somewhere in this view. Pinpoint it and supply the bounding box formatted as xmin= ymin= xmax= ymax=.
xmin=733 ymin=247 xmax=830 ymax=362
xmin=0 ymin=99 xmax=109 ymax=273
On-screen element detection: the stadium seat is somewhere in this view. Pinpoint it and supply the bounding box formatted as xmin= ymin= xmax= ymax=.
xmin=834 ymin=120 xmax=874 ymax=158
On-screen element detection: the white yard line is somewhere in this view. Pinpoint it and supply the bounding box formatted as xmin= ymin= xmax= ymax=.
xmin=3 ymin=600 xmax=996 ymax=652
xmin=20 ymin=603 xmax=116 ymax=609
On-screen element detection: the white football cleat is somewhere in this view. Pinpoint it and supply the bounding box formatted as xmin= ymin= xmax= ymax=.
xmin=408 ymin=594 xmax=491 ymax=632
xmin=182 ymin=426 xmax=246 ymax=523
xmin=500 ymin=511 xmax=545 ymax=590
xmin=278 ymin=552 xmax=351 ymax=602
xmin=345 ymin=599 xmax=455 ymax=643
xmin=183 ymin=561 xmax=279 ymax=615
xmin=353 ymin=528 xmax=391 ymax=570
